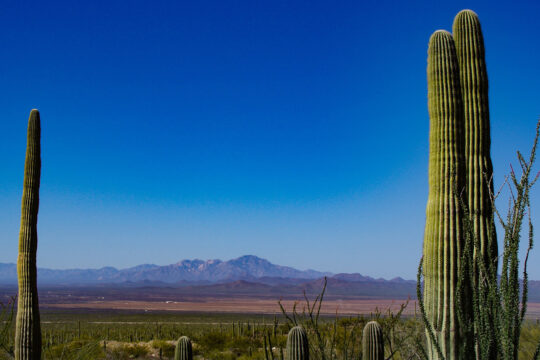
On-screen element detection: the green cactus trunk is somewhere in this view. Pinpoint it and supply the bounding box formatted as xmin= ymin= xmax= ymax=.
xmin=15 ymin=109 xmax=42 ymax=360
xmin=453 ymin=10 xmax=498 ymax=359
xmin=453 ymin=9 xmax=497 ymax=280
xmin=362 ymin=321 xmax=384 ymax=360
xmin=423 ymin=30 xmax=471 ymax=360
xmin=174 ymin=336 xmax=193 ymax=360
xmin=286 ymin=326 xmax=309 ymax=360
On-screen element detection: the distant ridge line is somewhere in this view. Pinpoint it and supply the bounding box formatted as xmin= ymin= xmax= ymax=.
xmin=0 ymin=255 xmax=333 ymax=285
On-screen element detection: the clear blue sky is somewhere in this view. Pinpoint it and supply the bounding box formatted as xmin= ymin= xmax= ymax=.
xmin=0 ymin=0 xmax=538 ymax=279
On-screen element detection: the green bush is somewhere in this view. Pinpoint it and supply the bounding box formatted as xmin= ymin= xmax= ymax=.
xmin=196 ymin=331 xmax=227 ymax=351
xmin=151 ymin=339 xmax=175 ymax=358
xmin=203 ymin=349 xmax=237 ymax=360
xmin=0 ymin=297 xmax=15 ymax=359
xmin=44 ymin=340 xmax=105 ymax=360
xmin=109 ymin=343 xmax=149 ymax=359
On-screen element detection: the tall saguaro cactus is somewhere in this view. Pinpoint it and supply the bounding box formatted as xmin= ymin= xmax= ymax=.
xmin=423 ymin=30 xmax=470 ymax=360
xmin=362 ymin=321 xmax=384 ymax=360
xmin=15 ymin=109 xmax=42 ymax=360
xmin=453 ymin=10 xmax=498 ymax=359
xmin=174 ymin=336 xmax=193 ymax=360
xmin=453 ymin=9 xmax=497 ymax=278
xmin=286 ymin=326 xmax=309 ymax=360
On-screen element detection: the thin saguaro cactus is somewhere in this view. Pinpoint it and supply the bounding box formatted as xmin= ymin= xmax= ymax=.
xmin=15 ymin=109 xmax=42 ymax=360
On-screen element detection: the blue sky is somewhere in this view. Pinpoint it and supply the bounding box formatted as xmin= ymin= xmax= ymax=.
xmin=0 ymin=0 xmax=538 ymax=279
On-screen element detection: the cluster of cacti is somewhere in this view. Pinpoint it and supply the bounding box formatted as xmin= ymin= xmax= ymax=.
xmin=362 ymin=321 xmax=384 ymax=360
xmin=174 ymin=336 xmax=193 ymax=360
xmin=422 ymin=9 xmax=496 ymax=360
xmin=14 ymin=109 xmax=42 ymax=360
xmin=286 ymin=326 xmax=309 ymax=360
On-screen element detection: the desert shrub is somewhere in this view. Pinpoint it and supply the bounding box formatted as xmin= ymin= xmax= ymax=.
xmin=196 ymin=331 xmax=228 ymax=351
xmin=123 ymin=343 xmax=149 ymax=358
xmin=150 ymin=339 xmax=175 ymax=358
xmin=227 ymin=335 xmax=252 ymax=352
xmin=44 ymin=340 xmax=105 ymax=360
xmin=108 ymin=343 xmax=149 ymax=359
xmin=108 ymin=347 xmax=129 ymax=360
xmin=203 ymin=349 xmax=237 ymax=360
xmin=519 ymin=323 xmax=540 ymax=359
xmin=0 ymin=297 xmax=15 ymax=359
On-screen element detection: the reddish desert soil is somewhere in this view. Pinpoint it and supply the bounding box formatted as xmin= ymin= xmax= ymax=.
xmin=43 ymin=298 xmax=540 ymax=318
xmin=46 ymin=298 xmax=412 ymax=316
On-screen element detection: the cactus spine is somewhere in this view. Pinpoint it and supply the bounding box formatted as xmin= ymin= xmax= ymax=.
xmin=174 ymin=336 xmax=193 ymax=360
xmin=286 ymin=326 xmax=309 ymax=360
xmin=423 ymin=30 xmax=470 ymax=360
xmin=15 ymin=109 xmax=42 ymax=360
xmin=362 ymin=321 xmax=384 ymax=360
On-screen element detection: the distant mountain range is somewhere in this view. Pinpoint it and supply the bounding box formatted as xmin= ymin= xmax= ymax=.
xmin=0 ymin=255 xmax=333 ymax=285
xmin=2 ymin=255 xmax=539 ymax=302
xmin=0 ymin=255 xmax=422 ymax=301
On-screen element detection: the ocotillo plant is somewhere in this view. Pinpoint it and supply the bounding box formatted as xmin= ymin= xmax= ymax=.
xmin=15 ymin=109 xmax=42 ymax=360
xmin=422 ymin=30 xmax=472 ymax=360
xmin=362 ymin=321 xmax=384 ymax=360
xmin=174 ymin=336 xmax=193 ymax=360
xmin=453 ymin=10 xmax=498 ymax=360
xmin=286 ymin=326 xmax=309 ymax=360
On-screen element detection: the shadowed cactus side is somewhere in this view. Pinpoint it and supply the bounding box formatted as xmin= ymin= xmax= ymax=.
xmin=174 ymin=336 xmax=193 ymax=360
xmin=286 ymin=326 xmax=309 ymax=360
xmin=362 ymin=321 xmax=384 ymax=360
xmin=453 ymin=10 xmax=497 ymax=270
xmin=15 ymin=109 xmax=42 ymax=360
xmin=423 ymin=30 xmax=472 ymax=360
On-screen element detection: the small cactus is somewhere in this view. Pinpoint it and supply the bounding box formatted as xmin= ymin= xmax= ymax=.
xmin=174 ymin=336 xmax=193 ymax=360
xmin=362 ymin=321 xmax=384 ymax=360
xmin=14 ymin=109 xmax=42 ymax=360
xmin=286 ymin=326 xmax=309 ymax=360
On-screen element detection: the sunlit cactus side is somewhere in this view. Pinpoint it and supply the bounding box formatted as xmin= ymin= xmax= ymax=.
xmin=362 ymin=321 xmax=384 ymax=360
xmin=174 ymin=336 xmax=193 ymax=360
xmin=15 ymin=109 xmax=42 ymax=360
xmin=453 ymin=8 xmax=498 ymax=286
xmin=423 ymin=30 xmax=470 ymax=360
xmin=286 ymin=326 xmax=309 ymax=360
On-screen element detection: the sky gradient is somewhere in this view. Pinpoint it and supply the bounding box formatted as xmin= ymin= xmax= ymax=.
xmin=1 ymin=0 xmax=539 ymax=279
